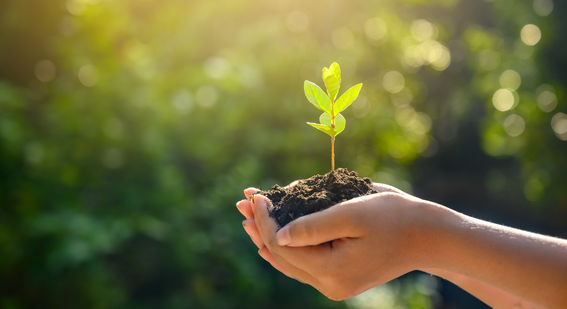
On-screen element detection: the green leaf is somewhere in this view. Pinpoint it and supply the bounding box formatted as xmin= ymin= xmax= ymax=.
xmin=334 ymin=113 xmax=346 ymax=135
xmin=304 ymin=80 xmax=332 ymax=114
xmin=319 ymin=113 xmax=332 ymax=127
xmin=333 ymin=83 xmax=363 ymax=116
xmin=329 ymin=62 xmax=341 ymax=84
xmin=307 ymin=122 xmax=334 ymax=136
xmin=322 ymin=68 xmax=340 ymax=101
xmin=313 ymin=113 xmax=345 ymax=136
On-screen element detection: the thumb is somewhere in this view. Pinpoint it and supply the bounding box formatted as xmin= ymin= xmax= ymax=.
xmin=276 ymin=201 xmax=364 ymax=247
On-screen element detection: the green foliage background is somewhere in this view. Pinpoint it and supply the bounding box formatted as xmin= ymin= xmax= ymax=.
xmin=1 ymin=0 xmax=566 ymax=308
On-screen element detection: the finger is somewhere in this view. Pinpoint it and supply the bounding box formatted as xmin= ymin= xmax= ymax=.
xmin=242 ymin=201 xmax=308 ymax=282
xmin=243 ymin=218 xmax=265 ymax=249
xmin=253 ymin=195 xmax=328 ymax=278
xmin=275 ymin=195 xmax=372 ymax=247
xmin=244 ymin=187 xmax=260 ymax=201
xmin=236 ymin=199 xmax=254 ymax=219
xmin=258 ymin=246 xmax=296 ymax=280
xmin=283 ymin=180 xmax=301 ymax=190
xmin=371 ymin=183 xmax=407 ymax=195
xmin=253 ymin=195 xmax=322 ymax=286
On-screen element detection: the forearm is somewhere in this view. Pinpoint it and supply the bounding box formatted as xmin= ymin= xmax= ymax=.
xmin=415 ymin=202 xmax=567 ymax=309
xmin=422 ymin=268 xmax=540 ymax=309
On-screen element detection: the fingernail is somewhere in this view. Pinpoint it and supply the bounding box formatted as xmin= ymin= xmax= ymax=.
xmin=254 ymin=195 xmax=265 ymax=209
xmin=255 ymin=195 xmax=273 ymax=211
xmin=276 ymin=225 xmax=291 ymax=246
xmin=236 ymin=201 xmax=243 ymax=210
xmin=243 ymin=221 xmax=252 ymax=238
xmin=258 ymin=248 xmax=267 ymax=260
xmin=242 ymin=218 xmax=253 ymax=228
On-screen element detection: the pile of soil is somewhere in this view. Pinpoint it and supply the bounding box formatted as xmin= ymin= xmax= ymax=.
xmin=259 ymin=168 xmax=378 ymax=227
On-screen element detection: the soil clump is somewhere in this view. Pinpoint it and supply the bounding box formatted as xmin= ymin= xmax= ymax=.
xmin=259 ymin=168 xmax=378 ymax=227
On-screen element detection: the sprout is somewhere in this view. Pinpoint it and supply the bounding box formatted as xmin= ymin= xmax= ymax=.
xmin=304 ymin=62 xmax=363 ymax=171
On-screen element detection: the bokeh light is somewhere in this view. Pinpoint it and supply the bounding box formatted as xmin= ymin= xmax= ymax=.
xmin=204 ymin=57 xmax=232 ymax=80
xmin=390 ymin=87 xmax=413 ymax=107
xmin=24 ymin=142 xmax=44 ymax=165
xmin=332 ymin=27 xmax=355 ymax=50
xmin=411 ymin=19 xmax=436 ymax=42
xmin=365 ymin=17 xmax=387 ymax=41
xmin=551 ymin=112 xmax=567 ymax=140
xmin=171 ymin=89 xmax=195 ymax=115
xmin=479 ymin=49 xmax=501 ymax=71
xmin=196 ymin=85 xmax=218 ymax=108
xmin=35 ymin=60 xmax=57 ymax=82
xmin=286 ymin=11 xmax=310 ymax=33
xmin=101 ymin=148 xmax=124 ymax=169
xmin=492 ymin=89 xmax=515 ymax=111
xmin=78 ymin=64 xmax=99 ymax=87
xmin=533 ymin=0 xmax=554 ymax=17
xmin=66 ymin=0 xmax=87 ymax=16
xmin=499 ymin=70 xmax=521 ymax=90
xmin=536 ymin=84 xmax=557 ymax=112
xmin=503 ymin=114 xmax=525 ymax=137
xmin=521 ymin=24 xmax=542 ymax=46
xmin=382 ymin=71 xmax=405 ymax=94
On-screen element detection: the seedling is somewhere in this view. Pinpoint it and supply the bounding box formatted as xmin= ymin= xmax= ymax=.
xmin=304 ymin=62 xmax=363 ymax=171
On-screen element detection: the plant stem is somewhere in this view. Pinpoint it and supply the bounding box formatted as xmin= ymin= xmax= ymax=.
xmin=331 ymin=101 xmax=335 ymax=171
xmin=331 ymin=136 xmax=335 ymax=171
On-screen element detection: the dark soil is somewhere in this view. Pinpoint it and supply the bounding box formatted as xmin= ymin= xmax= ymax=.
xmin=259 ymin=168 xmax=378 ymax=227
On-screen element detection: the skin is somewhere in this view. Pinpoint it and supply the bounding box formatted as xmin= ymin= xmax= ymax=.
xmin=235 ymin=183 xmax=567 ymax=309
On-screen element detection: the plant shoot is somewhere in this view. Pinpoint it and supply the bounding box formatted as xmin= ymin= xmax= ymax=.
xmin=304 ymin=62 xmax=363 ymax=171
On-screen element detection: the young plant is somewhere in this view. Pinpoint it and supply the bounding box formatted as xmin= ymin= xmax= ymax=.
xmin=304 ymin=62 xmax=363 ymax=171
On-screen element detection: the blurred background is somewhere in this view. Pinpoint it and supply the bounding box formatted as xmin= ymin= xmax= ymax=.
xmin=1 ymin=0 xmax=566 ymax=308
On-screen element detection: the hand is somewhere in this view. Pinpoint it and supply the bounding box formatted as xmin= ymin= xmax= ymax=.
xmin=236 ymin=182 xmax=567 ymax=308
xmin=236 ymin=183 xmax=430 ymax=300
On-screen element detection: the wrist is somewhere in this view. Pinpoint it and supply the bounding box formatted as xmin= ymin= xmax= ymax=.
xmin=404 ymin=198 xmax=462 ymax=271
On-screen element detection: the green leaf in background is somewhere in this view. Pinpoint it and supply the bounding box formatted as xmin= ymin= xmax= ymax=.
xmin=322 ymin=67 xmax=340 ymax=101
xmin=334 ymin=83 xmax=363 ymax=116
xmin=334 ymin=113 xmax=346 ymax=135
xmin=307 ymin=122 xmax=334 ymax=136
xmin=329 ymin=62 xmax=341 ymax=84
xmin=319 ymin=112 xmax=332 ymax=127
xmin=304 ymin=80 xmax=332 ymax=115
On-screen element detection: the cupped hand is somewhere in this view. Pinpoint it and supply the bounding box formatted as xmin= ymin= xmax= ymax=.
xmin=236 ymin=182 xmax=431 ymax=300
